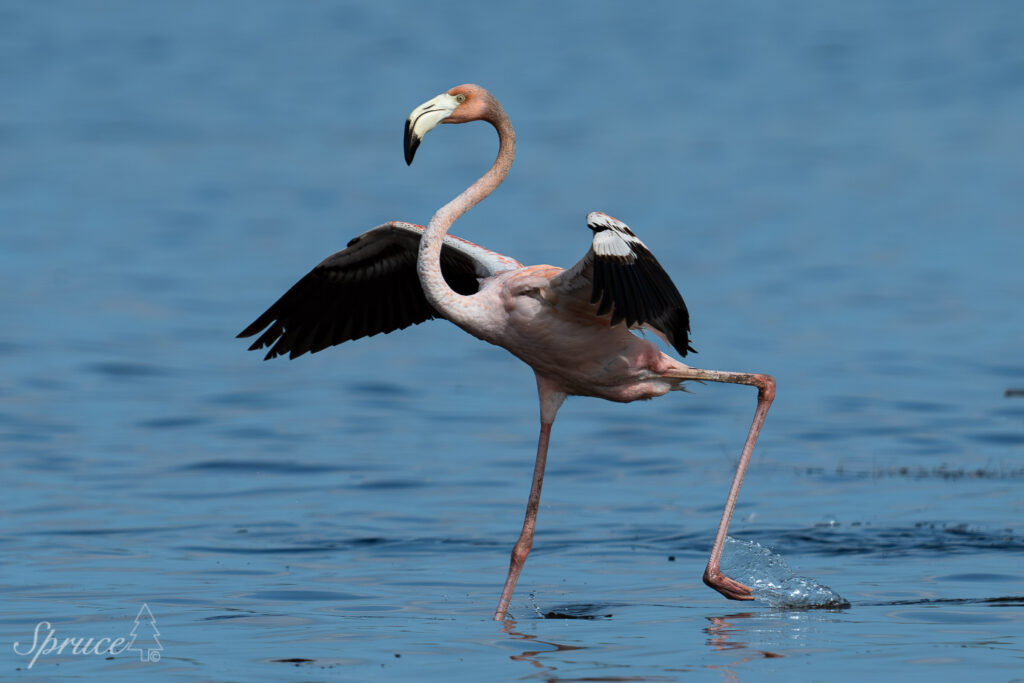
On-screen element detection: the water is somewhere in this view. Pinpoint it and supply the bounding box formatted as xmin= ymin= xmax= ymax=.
xmin=3 ymin=1 xmax=1023 ymax=680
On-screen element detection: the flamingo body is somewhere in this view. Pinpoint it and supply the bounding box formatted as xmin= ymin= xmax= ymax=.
xmin=468 ymin=265 xmax=682 ymax=403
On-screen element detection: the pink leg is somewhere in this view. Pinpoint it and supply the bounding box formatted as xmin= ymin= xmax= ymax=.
xmin=493 ymin=421 xmax=552 ymax=621
xmin=665 ymin=367 xmax=776 ymax=601
xmin=493 ymin=376 xmax=565 ymax=621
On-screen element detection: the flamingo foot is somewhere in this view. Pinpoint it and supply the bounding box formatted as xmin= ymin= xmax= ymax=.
xmin=703 ymin=565 xmax=754 ymax=601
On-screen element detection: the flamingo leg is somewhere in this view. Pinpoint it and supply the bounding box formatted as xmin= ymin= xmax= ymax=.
xmin=664 ymin=367 xmax=776 ymax=600
xmin=493 ymin=421 xmax=552 ymax=620
xmin=494 ymin=377 xmax=566 ymax=621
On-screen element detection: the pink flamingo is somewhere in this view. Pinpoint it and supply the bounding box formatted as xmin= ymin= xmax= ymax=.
xmin=239 ymin=84 xmax=775 ymax=621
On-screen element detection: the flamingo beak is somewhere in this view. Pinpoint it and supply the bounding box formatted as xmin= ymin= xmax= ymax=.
xmin=404 ymin=93 xmax=460 ymax=165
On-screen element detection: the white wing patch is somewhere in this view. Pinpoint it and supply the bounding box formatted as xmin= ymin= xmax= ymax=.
xmin=586 ymin=211 xmax=627 ymax=232
xmin=592 ymin=228 xmax=641 ymax=258
xmin=587 ymin=211 xmax=646 ymax=260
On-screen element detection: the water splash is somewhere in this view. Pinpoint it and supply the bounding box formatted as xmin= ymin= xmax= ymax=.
xmin=722 ymin=537 xmax=849 ymax=609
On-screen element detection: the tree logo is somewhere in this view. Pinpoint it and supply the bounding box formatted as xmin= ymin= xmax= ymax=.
xmin=125 ymin=604 xmax=162 ymax=663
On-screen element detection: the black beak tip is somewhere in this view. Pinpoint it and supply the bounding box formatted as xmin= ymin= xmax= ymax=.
xmin=403 ymin=120 xmax=419 ymax=165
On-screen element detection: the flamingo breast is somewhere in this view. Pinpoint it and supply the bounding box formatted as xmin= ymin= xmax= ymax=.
xmin=464 ymin=266 xmax=682 ymax=402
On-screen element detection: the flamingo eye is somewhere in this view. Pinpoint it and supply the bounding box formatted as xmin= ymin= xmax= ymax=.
xmin=454 ymin=93 xmax=467 ymax=104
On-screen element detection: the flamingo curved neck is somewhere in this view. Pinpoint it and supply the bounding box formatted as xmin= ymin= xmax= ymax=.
xmin=418 ymin=115 xmax=515 ymax=328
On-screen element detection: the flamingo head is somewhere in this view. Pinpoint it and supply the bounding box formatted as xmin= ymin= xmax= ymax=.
xmin=404 ymin=84 xmax=497 ymax=165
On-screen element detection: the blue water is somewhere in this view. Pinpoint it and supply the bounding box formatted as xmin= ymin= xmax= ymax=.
xmin=2 ymin=1 xmax=1023 ymax=680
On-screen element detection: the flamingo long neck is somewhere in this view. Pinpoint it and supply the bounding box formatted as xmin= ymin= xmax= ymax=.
xmin=417 ymin=113 xmax=515 ymax=329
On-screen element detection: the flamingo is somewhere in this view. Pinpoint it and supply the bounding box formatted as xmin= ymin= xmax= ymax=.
xmin=238 ymin=84 xmax=776 ymax=620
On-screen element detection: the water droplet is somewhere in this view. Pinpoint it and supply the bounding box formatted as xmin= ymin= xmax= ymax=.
xmin=722 ymin=537 xmax=849 ymax=609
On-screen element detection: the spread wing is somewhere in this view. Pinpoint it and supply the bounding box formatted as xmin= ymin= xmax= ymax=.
xmin=238 ymin=221 xmax=521 ymax=360
xmin=550 ymin=212 xmax=695 ymax=357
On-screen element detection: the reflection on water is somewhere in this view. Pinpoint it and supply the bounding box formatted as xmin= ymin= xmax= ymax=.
xmin=705 ymin=613 xmax=785 ymax=683
xmin=501 ymin=619 xmax=586 ymax=679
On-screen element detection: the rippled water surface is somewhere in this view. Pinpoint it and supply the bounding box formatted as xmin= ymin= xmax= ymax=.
xmin=3 ymin=2 xmax=1023 ymax=680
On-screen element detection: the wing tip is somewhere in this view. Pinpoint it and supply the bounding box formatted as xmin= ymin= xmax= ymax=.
xmin=237 ymin=319 xmax=266 ymax=339
xmin=665 ymin=308 xmax=696 ymax=358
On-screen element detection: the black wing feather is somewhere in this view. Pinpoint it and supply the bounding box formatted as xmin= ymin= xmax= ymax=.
xmin=557 ymin=212 xmax=696 ymax=357
xmin=595 ymin=239 xmax=695 ymax=356
xmin=238 ymin=225 xmax=484 ymax=360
